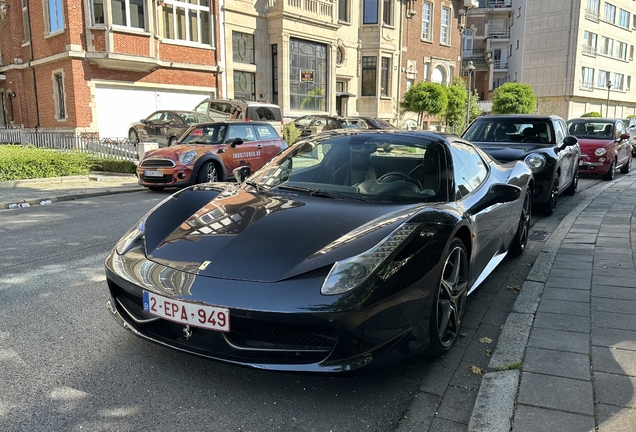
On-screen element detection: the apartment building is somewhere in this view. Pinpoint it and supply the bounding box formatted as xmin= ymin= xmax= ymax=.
xmin=466 ymin=0 xmax=636 ymax=119
xmin=0 ymin=0 xmax=222 ymax=137
xmin=222 ymin=0 xmax=467 ymax=126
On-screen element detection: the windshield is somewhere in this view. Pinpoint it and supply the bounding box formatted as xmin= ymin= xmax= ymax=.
xmin=567 ymin=120 xmax=615 ymax=139
xmin=181 ymin=124 xmax=227 ymax=145
xmin=464 ymin=119 xmax=555 ymax=144
xmin=244 ymin=133 xmax=444 ymax=203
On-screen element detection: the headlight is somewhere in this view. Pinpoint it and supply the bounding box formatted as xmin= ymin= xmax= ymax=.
xmin=179 ymin=151 xmax=197 ymax=165
xmin=115 ymin=219 xmax=146 ymax=255
xmin=594 ymin=148 xmax=606 ymax=157
xmin=321 ymin=223 xmax=419 ymax=295
xmin=524 ymin=153 xmax=547 ymax=173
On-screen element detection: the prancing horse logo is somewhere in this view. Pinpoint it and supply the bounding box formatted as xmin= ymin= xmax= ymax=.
xmin=183 ymin=325 xmax=193 ymax=340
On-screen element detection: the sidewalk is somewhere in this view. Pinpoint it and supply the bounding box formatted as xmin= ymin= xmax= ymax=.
xmin=0 ymin=172 xmax=144 ymax=209
xmin=468 ymin=175 xmax=636 ymax=432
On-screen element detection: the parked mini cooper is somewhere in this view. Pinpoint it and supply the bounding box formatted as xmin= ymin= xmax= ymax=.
xmin=136 ymin=122 xmax=287 ymax=190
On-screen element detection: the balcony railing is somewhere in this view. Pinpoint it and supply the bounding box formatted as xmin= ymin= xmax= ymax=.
xmin=462 ymin=49 xmax=486 ymax=59
xmin=488 ymin=28 xmax=510 ymax=38
xmin=580 ymin=81 xmax=594 ymax=90
xmin=585 ymin=9 xmax=600 ymax=22
xmin=492 ymin=60 xmax=508 ymax=69
xmin=267 ymin=0 xmax=334 ymax=21
xmin=582 ymin=45 xmax=597 ymax=56
xmin=488 ymin=0 xmax=511 ymax=8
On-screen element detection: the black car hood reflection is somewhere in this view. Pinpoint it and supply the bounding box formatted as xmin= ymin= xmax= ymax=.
xmin=474 ymin=142 xmax=549 ymax=161
xmin=145 ymin=186 xmax=421 ymax=283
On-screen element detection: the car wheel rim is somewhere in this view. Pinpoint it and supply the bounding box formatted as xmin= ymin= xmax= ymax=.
xmin=129 ymin=131 xmax=138 ymax=143
xmin=550 ymin=177 xmax=559 ymax=210
xmin=436 ymin=245 xmax=468 ymax=348
xmin=207 ymin=164 xmax=217 ymax=182
xmin=518 ymin=191 xmax=531 ymax=251
xmin=573 ymin=169 xmax=579 ymax=190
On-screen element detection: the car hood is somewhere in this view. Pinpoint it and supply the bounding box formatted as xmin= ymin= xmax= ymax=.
xmin=143 ymin=186 xmax=423 ymax=283
xmin=472 ymin=142 xmax=552 ymax=161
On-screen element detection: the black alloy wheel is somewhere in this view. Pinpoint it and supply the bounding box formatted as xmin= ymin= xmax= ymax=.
xmin=564 ymin=165 xmax=579 ymax=196
xmin=510 ymin=189 xmax=531 ymax=257
xmin=197 ymin=161 xmax=219 ymax=183
xmin=542 ymin=172 xmax=559 ymax=215
xmin=620 ymin=155 xmax=632 ymax=174
xmin=603 ymin=159 xmax=616 ymax=181
xmin=427 ymin=238 xmax=469 ymax=356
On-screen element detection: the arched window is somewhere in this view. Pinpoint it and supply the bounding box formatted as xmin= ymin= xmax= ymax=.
xmin=432 ymin=65 xmax=446 ymax=84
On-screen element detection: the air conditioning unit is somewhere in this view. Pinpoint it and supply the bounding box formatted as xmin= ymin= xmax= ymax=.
xmin=406 ymin=10 xmax=417 ymax=18
xmin=464 ymin=0 xmax=479 ymax=8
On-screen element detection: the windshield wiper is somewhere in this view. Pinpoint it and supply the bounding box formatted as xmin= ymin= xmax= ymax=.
xmin=244 ymin=180 xmax=269 ymax=193
xmin=277 ymin=185 xmax=367 ymax=200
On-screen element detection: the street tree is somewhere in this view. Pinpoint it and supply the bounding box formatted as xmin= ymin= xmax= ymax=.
xmin=492 ymin=83 xmax=536 ymax=114
xmin=400 ymin=82 xmax=448 ymax=127
xmin=443 ymin=77 xmax=482 ymax=134
xmin=581 ymin=112 xmax=602 ymax=117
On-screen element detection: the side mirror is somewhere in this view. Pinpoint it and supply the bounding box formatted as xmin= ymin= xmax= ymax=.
xmin=562 ymin=135 xmax=578 ymax=149
xmin=140 ymin=119 xmax=147 ymax=124
xmin=469 ymin=184 xmax=521 ymax=215
xmin=619 ymin=133 xmax=630 ymax=141
xmin=233 ymin=165 xmax=251 ymax=183
xmin=231 ymin=138 xmax=244 ymax=147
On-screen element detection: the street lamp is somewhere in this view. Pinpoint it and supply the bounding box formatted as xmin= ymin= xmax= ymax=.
xmin=465 ymin=61 xmax=476 ymax=129
xmin=606 ymin=81 xmax=612 ymax=117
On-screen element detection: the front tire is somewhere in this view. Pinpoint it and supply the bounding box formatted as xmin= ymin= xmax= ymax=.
xmin=427 ymin=238 xmax=469 ymax=357
xmin=197 ymin=161 xmax=220 ymax=183
xmin=541 ymin=172 xmax=559 ymax=215
xmin=603 ymin=159 xmax=616 ymax=180
xmin=510 ymin=189 xmax=531 ymax=257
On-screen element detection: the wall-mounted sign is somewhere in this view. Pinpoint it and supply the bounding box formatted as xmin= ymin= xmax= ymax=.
xmin=300 ymin=70 xmax=314 ymax=82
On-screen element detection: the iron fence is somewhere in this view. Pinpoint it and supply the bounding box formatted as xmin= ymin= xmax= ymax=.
xmin=0 ymin=126 xmax=139 ymax=161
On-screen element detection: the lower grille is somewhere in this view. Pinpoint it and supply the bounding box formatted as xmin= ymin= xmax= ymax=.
xmin=140 ymin=159 xmax=175 ymax=168
xmin=141 ymin=174 xmax=172 ymax=183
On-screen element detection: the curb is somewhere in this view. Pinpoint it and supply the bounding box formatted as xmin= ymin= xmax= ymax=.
xmin=466 ymin=178 xmax=619 ymax=432
xmin=0 ymin=184 xmax=145 ymax=210
xmin=0 ymin=172 xmax=137 ymax=189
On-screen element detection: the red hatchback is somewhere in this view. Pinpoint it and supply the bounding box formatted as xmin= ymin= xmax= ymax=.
xmin=566 ymin=118 xmax=632 ymax=180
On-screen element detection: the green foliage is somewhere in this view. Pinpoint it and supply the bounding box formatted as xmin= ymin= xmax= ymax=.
xmin=283 ymin=122 xmax=301 ymax=145
xmin=0 ymin=145 xmax=136 ymax=181
xmin=627 ymin=114 xmax=636 ymax=119
xmin=492 ymin=83 xmax=536 ymax=114
xmin=300 ymin=87 xmax=324 ymax=110
xmin=495 ymin=362 xmax=523 ymax=371
xmin=400 ymin=82 xmax=448 ymax=126
xmin=444 ymin=77 xmax=469 ymax=135
xmin=581 ymin=111 xmax=602 ymax=117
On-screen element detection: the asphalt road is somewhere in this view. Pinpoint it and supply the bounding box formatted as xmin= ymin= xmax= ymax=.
xmin=0 ymin=177 xmax=603 ymax=431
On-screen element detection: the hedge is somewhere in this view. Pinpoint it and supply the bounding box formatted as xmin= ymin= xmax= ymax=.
xmin=0 ymin=145 xmax=137 ymax=182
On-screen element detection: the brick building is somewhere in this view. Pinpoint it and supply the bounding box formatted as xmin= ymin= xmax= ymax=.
xmin=0 ymin=0 xmax=222 ymax=138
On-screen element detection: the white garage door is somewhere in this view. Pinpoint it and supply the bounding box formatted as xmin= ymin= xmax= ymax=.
xmin=94 ymin=85 xmax=213 ymax=138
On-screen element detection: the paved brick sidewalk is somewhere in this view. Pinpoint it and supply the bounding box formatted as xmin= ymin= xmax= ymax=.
xmin=469 ymin=176 xmax=636 ymax=432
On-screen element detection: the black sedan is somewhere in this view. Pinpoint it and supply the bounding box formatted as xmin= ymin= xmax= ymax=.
xmin=128 ymin=110 xmax=213 ymax=147
xmin=462 ymin=114 xmax=580 ymax=215
xmin=105 ymin=130 xmax=533 ymax=372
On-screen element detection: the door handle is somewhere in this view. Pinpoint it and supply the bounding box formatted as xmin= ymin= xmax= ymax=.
xmin=257 ymin=145 xmax=263 ymax=149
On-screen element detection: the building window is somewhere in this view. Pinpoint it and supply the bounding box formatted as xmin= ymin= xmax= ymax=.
xmin=44 ymin=0 xmax=64 ymax=34
xmin=586 ymin=0 xmax=600 ymax=21
xmin=619 ymin=9 xmax=630 ymax=28
xmin=581 ymin=67 xmax=594 ymax=89
xmin=583 ymin=31 xmax=597 ymax=55
xmin=628 ymin=76 xmax=631 ymax=90
xmin=440 ymin=7 xmax=450 ymax=45
xmin=604 ymin=3 xmax=616 ymax=24
xmin=290 ymin=39 xmax=328 ymax=110
xmin=232 ymin=32 xmax=255 ymax=64
xmin=112 ymin=0 xmax=145 ymax=29
xmin=422 ymin=2 xmax=432 ymax=41
xmin=462 ymin=29 xmax=473 ymax=56
xmin=362 ymin=56 xmax=377 ymax=96
xmin=91 ymin=0 xmax=105 ymax=24
xmin=406 ymin=79 xmax=414 ymax=91
xmin=162 ymin=0 xmax=210 ymax=44
xmin=423 ymin=63 xmax=429 ymax=81
xmin=53 ymin=72 xmax=66 ymax=120
xmin=380 ymin=57 xmax=390 ymax=96
xmin=431 ymin=65 xmax=446 ymax=84
xmin=382 ymin=0 xmax=392 ymax=26
xmin=336 ymin=46 xmax=345 ymax=65
xmin=597 ymin=70 xmax=610 ymax=88
xmin=615 ymin=41 xmax=627 ymax=60
xmin=234 ymin=71 xmax=255 ymax=101
xmin=600 ymin=36 xmax=613 ymax=56
xmin=272 ymin=45 xmax=278 ymax=105
xmin=363 ymin=0 xmax=378 ymax=24
xmin=22 ymin=0 xmax=30 ymax=43
xmin=338 ymin=0 xmax=349 ymax=22
xmin=613 ymin=73 xmax=624 ymax=90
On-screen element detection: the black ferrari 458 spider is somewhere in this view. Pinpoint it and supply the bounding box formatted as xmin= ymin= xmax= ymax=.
xmin=105 ymin=130 xmax=533 ymax=372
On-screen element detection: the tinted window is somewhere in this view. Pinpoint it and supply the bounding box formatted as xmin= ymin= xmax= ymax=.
xmin=295 ymin=116 xmax=314 ymax=127
xmin=464 ymin=119 xmax=554 ymax=144
xmin=450 ymin=141 xmax=488 ymax=199
xmin=247 ymin=106 xmax=282 ymax=121
xmin=255 ymin=125 xmax=276 ymax=139
xmin=194 ymin=101 xmax=209 ymax=113
xmin=227 ymin=124 xmax=256 ymax=142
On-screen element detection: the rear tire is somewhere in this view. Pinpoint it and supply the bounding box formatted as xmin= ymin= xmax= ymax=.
xmin=564 ymin=166 xmax=578 ymax=196
xmin=168 ymin=136 xmax=178 ymax=147
xmin=510 ymin=189 xmax=531 ymax=257
xmin=427 ymin=238 xmax=469 ymax=357
xmin=129 ymin=129 xmax=139 ymax=144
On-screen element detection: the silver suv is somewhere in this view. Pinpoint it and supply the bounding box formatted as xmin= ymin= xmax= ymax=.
xmin=193 ymin=99 xmax=283 ymax=136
